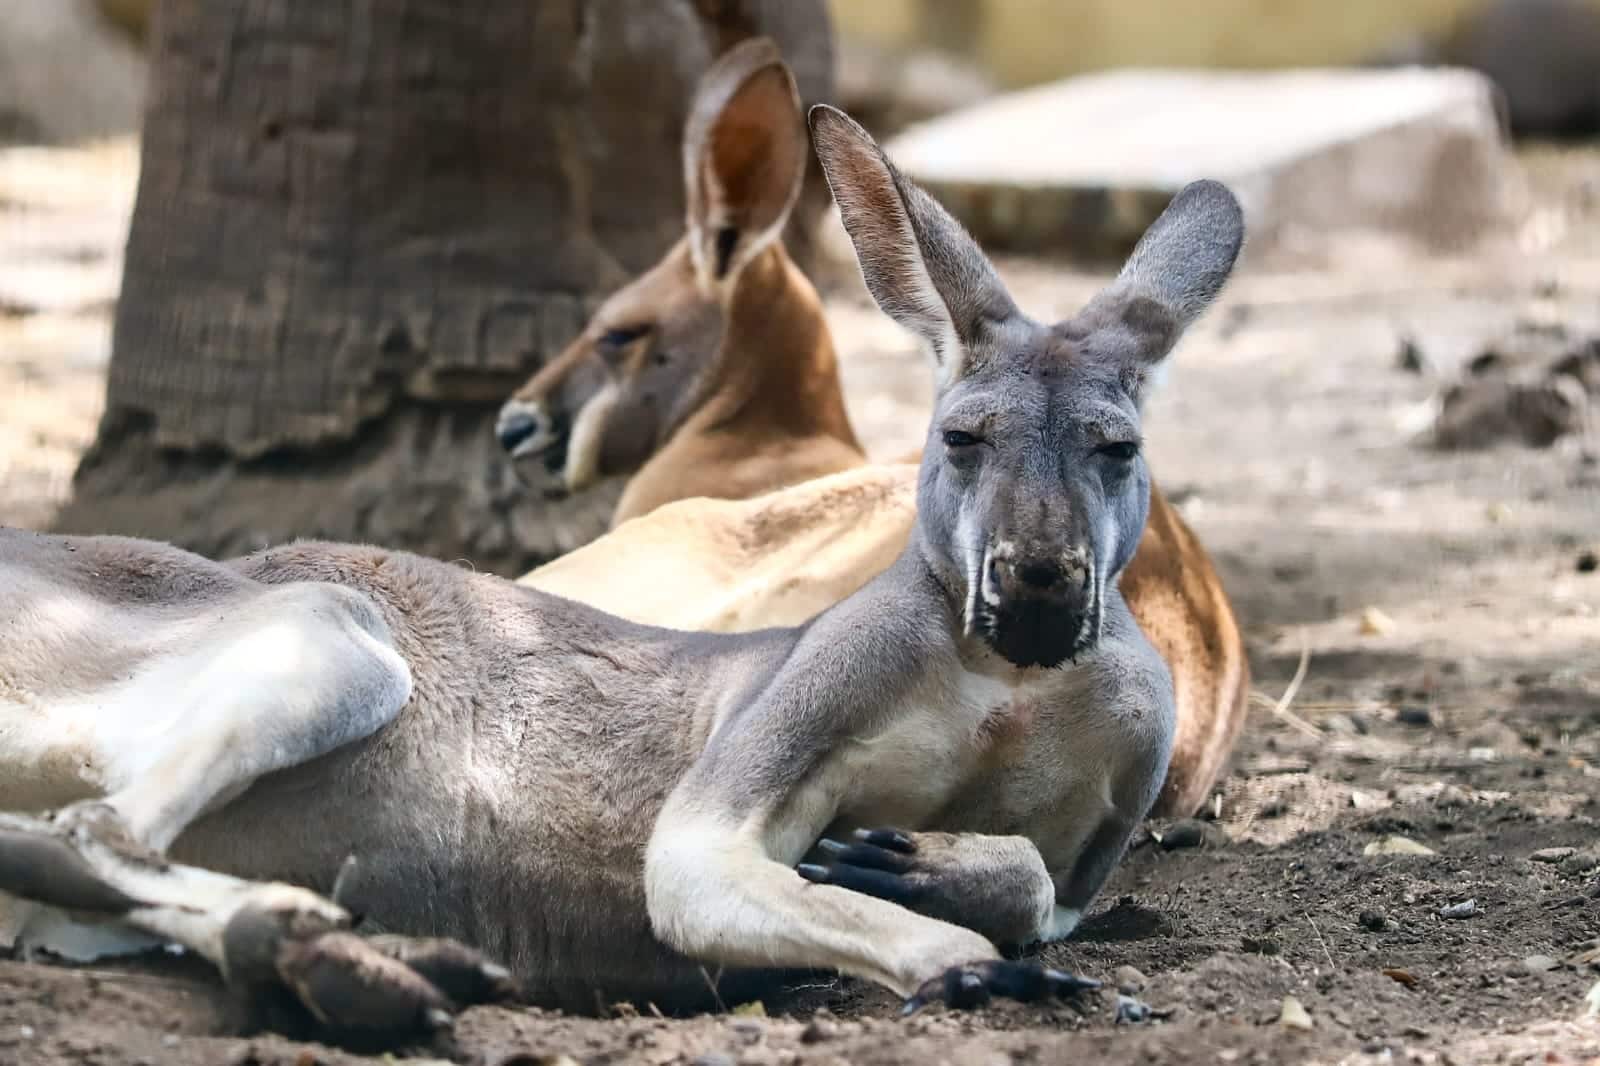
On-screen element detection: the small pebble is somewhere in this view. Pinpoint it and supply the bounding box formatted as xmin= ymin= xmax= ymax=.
xmin=1157 ymin=820 xmax=1227 ymax=850
xmin=161 ymin=1035 xmax=180 ymax=1049
xmin=1363 ymin=835 xmax=1437 ymax=857
xmin=1439 ymin=899 xmax=1478 ymax=920
xmin=1358 ymin=910 xmax=1387 ymax=932
xmin=1347 ymin=788 xmax=1384 ymax=811
xmin=1395 ymin=706 xmax=1433 ymax=727
xmin=800 ymin=1020 xmax=835 ymax=1044
xmin=1241 ymin=936 xmax=1280 ymax=956
xmin=1359 ymin=606 xmax=1397 ymax=636
xmin=1115 ymin=994 xmax=1156 ymax=1024
xmin=1577 ymin=550 xmax=1598 ymax=574
xmin=1522 ymin=954 xmax=1559 ymax=974
xmin=1395 ymin=335 xmax=1428 ymax=374
xmin=18 ymin=1027 xmax=34 ymax=1041
xmin=1278 ymin=995 xmax=1314 ymax=1031
xmin=1114 ymin=964 xmax=1149 ymax=994
xmin=693 ymin=1054 xmax=737 ymax=1066
xmin=1531 ymin=846 xmax=1577 ymax=863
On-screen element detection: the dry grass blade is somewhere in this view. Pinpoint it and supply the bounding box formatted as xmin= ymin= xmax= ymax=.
xmin=1254 ymin=628 xmax=1317 ymax=740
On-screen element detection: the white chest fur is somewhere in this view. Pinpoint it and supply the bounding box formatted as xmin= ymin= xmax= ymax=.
xmin=823 ymin=666 xmax=1046 ymax=835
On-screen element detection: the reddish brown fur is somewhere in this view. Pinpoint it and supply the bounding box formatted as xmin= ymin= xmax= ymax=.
xmin=612 ymin=242 xmax=863 ymax=522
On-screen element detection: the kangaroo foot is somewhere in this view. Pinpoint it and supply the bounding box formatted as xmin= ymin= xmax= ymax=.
xmin=0 ymin=803 xmax=517 ymax=1045
xmin=901 ymin=959 xmax=1100 ymax=1015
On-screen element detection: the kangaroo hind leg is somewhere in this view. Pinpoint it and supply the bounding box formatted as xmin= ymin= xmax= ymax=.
xmin=96 ymin=581 xmax=416 ymax=853
xmin=0 ymin=803 xmax=517 ymax=1042
xmin=3 ymin=579 xmax=412 ymax=960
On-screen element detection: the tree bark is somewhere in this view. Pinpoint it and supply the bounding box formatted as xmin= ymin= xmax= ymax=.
xmin=57 ymin=0 xmax=833 ymax=573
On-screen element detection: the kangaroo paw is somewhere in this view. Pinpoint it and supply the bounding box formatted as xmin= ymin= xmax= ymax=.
xmin=799 ymin=827 xmax=1054 ymax=947
xmin=901 ymin=959 xmax=1100 ymax=1015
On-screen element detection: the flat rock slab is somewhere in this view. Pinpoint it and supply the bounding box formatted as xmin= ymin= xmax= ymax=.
xmin=882 ymin=68 xmax=1528 ymax=259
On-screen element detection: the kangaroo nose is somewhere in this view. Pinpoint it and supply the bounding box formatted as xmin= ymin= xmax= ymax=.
xmin=496 ymin=406 xmax=541 ymax=454
xmin=1017 ymin=560 xmax=1064 ymax=589
xmin=987 ymin=550 xmax=1088 ymax=600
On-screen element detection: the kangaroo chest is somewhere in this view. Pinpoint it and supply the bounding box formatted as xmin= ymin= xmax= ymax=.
xmin=813 ymin=671 xmax=1049 ymax=840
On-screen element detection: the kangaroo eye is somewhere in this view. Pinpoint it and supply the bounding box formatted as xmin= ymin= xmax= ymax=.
xmin=942 ymin=429 xmax=981 ymax=448
xmin=1098 ymin=441 xmax=1140 ymax=462
xmin=599 ymin=326 xmax=649 ymax=350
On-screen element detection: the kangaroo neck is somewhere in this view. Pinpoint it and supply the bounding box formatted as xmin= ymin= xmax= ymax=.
xmin=688 ymin=245 xmax=862 ymax=453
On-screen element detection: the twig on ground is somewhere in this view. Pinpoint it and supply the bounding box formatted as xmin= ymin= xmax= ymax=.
xmin=1305 ymin=911 xmax=1336 ymax=972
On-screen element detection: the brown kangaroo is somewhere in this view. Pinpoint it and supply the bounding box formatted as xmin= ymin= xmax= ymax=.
xmin=508 ymin=40 xmax=1250 ymax=819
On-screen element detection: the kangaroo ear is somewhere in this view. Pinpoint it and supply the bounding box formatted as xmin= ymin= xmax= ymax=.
xmin=683 ymin=38 xmax=807 ymax=288
xmin=809 ymin=104 xmax=1015 ymax=387
xmin=1071 ymin=180 xmax=1245 ymax=401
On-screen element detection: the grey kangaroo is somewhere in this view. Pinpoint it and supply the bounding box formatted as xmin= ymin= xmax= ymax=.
xmin=0 ymin=106 xmax=1244 ymax=1040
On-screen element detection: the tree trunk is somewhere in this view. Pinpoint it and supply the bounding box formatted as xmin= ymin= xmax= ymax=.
xmin=56 ymin=0 xmax=833 ymax=573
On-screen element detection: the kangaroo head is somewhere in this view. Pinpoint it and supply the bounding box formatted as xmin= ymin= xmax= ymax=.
xmin=496 ymin=37 xmax=808 ymax=495
xmin=811 ymin=106 xmax=1244 ymax=670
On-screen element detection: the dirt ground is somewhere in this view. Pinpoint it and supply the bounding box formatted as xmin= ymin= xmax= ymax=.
xmin=2 ymin=139 xmax=1599 ymax=1065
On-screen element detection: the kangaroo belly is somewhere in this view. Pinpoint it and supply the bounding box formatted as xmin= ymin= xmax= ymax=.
xmin=165 ymin=671 xmax=719 ymax=1008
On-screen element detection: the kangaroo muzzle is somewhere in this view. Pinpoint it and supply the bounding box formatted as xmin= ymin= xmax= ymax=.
xmin=495 ymin=399 xmax=572 ymax=493
xmin=976 ymin=542 xmax=1098 ymax=669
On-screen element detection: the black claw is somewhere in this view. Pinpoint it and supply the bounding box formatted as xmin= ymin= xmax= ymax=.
xmin=859 ymin=843 xmax=915 ymax=871
xmin=1044 ymin=968 xmax=1102 ymax=995
xmin=367 ymin=935 xmax=521 ymax=1006
xmin=797 ymin=863 xmax=831 ymax=883
xmin=817 ymin=838 xmax=849 ymax=857
xmin=816 ymin=863 xmax=920 ymax=904
xmin=853 ymin=827 xmax=917 ymax=853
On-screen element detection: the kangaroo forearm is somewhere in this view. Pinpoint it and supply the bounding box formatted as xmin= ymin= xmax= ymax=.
xmin=645 ymin=820 xmax=998 ymax=996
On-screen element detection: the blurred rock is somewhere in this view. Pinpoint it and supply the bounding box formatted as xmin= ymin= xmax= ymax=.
xmin=1278 ymin=995 xmax=1314 ymax=1031
xmin=1359 ymin=606 xmax=1398 ymax=636
xmin=1395 ymin=334 xmax=1430 ymax=374
xmin=0 ymin=0 xmax=146 ymax=144
xmin=1157 ymin=820 xmax=1229 ymax=850
xmin=1114 ymin=965 xmax=1149 ymax=994
xmin=881 ymin=68 xmax=1526 ymax=259
xmin=1434 ymin=364 xmax=1589 ymax=450
xmin=1439 ymin=0 xmax=1600 ymax=141
xmin=1367 ymin=0 xmax=1600 ymax=139
xmin=1364 ymin=835 xmax=1437 ymax=857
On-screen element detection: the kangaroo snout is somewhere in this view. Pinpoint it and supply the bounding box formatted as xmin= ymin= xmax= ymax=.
xmin=496 ymin=403 xmax=542 ymax=454
xmin=978 ymin=543 xmax=1097 ymax=669
xmin=496 ymin=399 xmax=571 ymax=488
